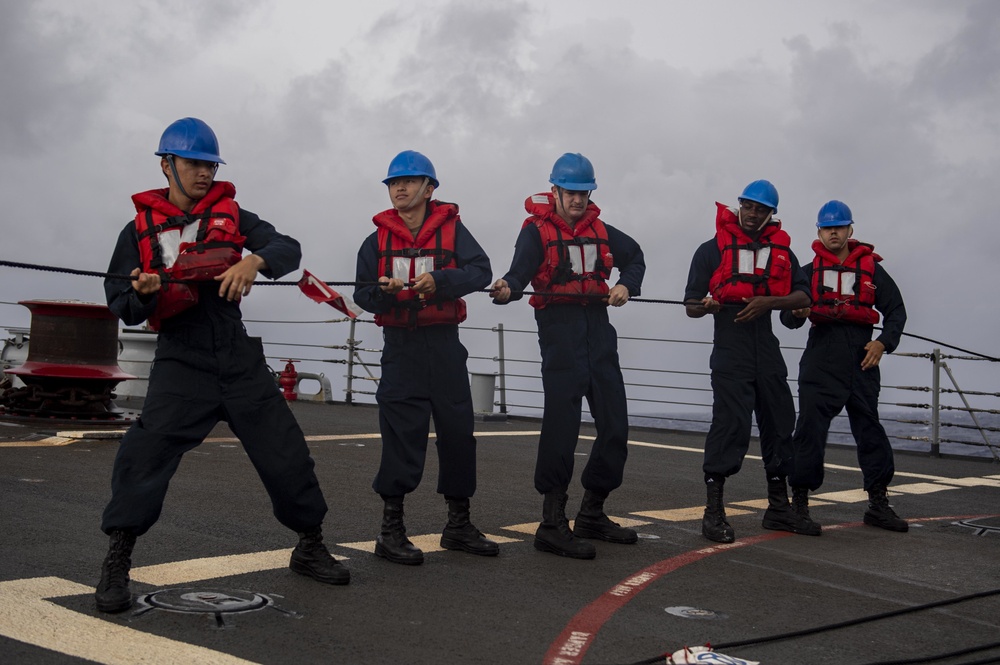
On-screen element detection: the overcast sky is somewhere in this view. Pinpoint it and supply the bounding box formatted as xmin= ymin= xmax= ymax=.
xmin=1 ymin=0 xmax=997 ymax=406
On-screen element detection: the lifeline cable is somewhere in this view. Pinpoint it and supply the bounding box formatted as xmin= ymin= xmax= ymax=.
xmin=859 ymin=640 xmax=1000 ymax=665
xmin=803 ymin=306 xmax=1000 ymax=362
xmin=594 ymin=588 xmax=1000 ymax=665
xmin=1 ymin=259 xmax=997 ymax=361
xmin=711 ymin=587 xmax=1000 ymax=650
xmin=0 ymin=259 xmax=369 ymax=287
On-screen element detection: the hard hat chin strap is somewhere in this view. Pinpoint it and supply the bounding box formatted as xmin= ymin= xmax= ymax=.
xmin=555 ymin=186 xmax=588 ymax=221
xmin=399 ymin=177 xmax=430 ymax=212
xmin=165 ymin=155 xmax=194 ymax=202
xmin=738 ymin=206 xmax=772 ymax=230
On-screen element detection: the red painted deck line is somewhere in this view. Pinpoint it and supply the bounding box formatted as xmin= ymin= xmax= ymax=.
xmin=544 ymin=514 xmax=996 ymax=665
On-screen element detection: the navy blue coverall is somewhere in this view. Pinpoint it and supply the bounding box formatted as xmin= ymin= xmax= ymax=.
xmin=353 ymin=221 xmax=491 ymax=499
xmin=102 ymin=210 xmax=328 ymax=537
xmin=685 ymin=239 xmax=810 ymax=483
xmin=498 ymin=223 xmax=645 ymax=496
xmin=781 ymin=262 xmax=906 ymax=492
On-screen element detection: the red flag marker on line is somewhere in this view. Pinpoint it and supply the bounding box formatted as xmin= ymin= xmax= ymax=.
xmin=297 ymin=270 xmax=365 ymax=319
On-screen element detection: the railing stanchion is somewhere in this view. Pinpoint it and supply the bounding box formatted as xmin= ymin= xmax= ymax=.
xmin=497 ymin=322 xmax=507 ymax=414
xmin=345 ymin=318 xmax=356 ymax=405
xmin=931 ymin=348 xmax=941 ymax=457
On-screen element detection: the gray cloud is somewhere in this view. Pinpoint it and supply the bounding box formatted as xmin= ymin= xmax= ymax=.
xmin=1 ymin=0 xmax=996 ymax=394
xmin=0 ymin=2 xmax=103 ymax=154
xmin=911 ymin=0 xmax=1000 ymax=103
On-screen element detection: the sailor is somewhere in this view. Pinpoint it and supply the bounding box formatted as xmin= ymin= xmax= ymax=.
xmin=781 ymin=200 xmax=908 ymax=532
xmin=491 ymin=153 xmax=645 ymax=559
xmin=96 ymin=118 xmax=349 ymax=614
xmin=353 ymin=150 xmax=498 ymax=565
xmin=683 ymin=180 xmax=819 ymax=543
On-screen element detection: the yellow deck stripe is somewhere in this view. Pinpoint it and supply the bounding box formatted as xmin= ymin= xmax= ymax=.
xmin=0 ymin=577 xmax=258 ymax=665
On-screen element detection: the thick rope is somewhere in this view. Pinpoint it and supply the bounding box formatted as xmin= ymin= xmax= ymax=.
xmin=1 ymin=259 xmax=996 ymax=361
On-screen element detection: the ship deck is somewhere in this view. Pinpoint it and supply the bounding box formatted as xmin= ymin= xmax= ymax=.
xmin=1 ymin=401 xmax=998 ymax=665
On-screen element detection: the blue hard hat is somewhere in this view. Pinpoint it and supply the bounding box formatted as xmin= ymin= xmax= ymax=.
xmin=383 ymin=150 xmax=439 ymax=188
xmin=738 ymin=180 xmax=779 ymax=212
xmin=155 ymin=117 xmax=225 ymax=164
xmin=817 ymin=200 xmax=854 ymax=227
xmin=549 ymin=153 xmax=597 ymax=191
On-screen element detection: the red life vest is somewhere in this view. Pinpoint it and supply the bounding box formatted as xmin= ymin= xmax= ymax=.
xmin=133 ymin=181 xmax=245 ymax=330
xmin=522 ymin=192 xmax=613 ymax=309
xmin=808 ymin=238 xmax=881 ymax=325
xmin=708 ymin=202 xmax=793 ymax=304
xmin=373 ymin=200 xmax=467 ymax=328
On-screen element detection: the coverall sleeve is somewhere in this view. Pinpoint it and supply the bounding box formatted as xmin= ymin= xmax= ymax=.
xmin=430 ymin=221 xmax=492 ymax=299
xmin=780 ymin=263 xmax=812 ymax=330
xmin=238 ymin=208 xmax=302 ymax=280
xmin=104 ymin=223 xmax=158 ymax=326
xmin=683 ymin=239 xmax=718 ymax=302
xmin=497 ymin=224 xmax=545 ymax=304
xmin=606 ymin=224 xmax=645 ymax=297
xmin=873 ymin=263 xmax=906 ymax=353
xmin=788 ymin=250 xmax=811 ymax=297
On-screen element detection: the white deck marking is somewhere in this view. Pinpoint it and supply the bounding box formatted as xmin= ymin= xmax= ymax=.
xmin=813 ymin=489 xmax=869 ymax=503
xmin=340 ymin=532 xmax=523 ymax=554
xmin=0 ymin=436 xmax=75 ymax=448
xmin=937 ymin=477 xmax=1000 ymax=488
xmin=626 ymin=439 xmax=706 ymax=454
xmin=731 ymin=499 xmax=771 ymax=510
xmin=0 ymin=577 xmax=259 ymax=665
xmin=601 ymin=516 xmax=650 ymax=528
xmin=500 ymin=516 xmax=649 ymax=536
xmin=632 ymin=506 xmax=753 ymax=521
xmin=131 ymin=548 xmax=320 ymax=586
xmin=624 ymin=437 xmax=989 ymax=488
xmin=891 ymin=482 xmax=960 ymax=495
xmin=56 ymin=430 xmax=127 ymax=439
xmin=340 ymin=533 xmax=444 ymax=554
xmin=503 ymin=521 xmax=542 ymax=536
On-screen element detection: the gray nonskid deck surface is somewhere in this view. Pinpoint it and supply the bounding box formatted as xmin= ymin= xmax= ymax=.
xmin=1 ymin=402 xmax=998 ymax=665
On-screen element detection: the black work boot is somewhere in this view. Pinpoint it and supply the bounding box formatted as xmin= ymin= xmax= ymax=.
xmin=702 ymin=481 xmax=735 ymax=543
xmin=440 ymin=496 xmax=499 ymax=556
xmin=534 ymin=491 xmax=596 ymax=559
xmin=791 ymin=486 xmax=822 ymax=534
xmin=95 ymin=530 xmax=136 ymax=613
xmin=864 ymin=485 xmax=909 ymax=532
xmin=290 ymin=526 xmax=351 ymax=585
xmin=762 ymin=477 xmax=821 ymax=536
xmin=375 ymin=495 xmax=424 ymax=565
xmin=573 ymin=490 xmax=638 ymax=544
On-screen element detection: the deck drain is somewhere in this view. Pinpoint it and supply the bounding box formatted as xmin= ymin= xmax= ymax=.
xmin=665 ymin=606 xmax=728 ymax=620
xmin=133 ymin=588 xmax=296 ymax=627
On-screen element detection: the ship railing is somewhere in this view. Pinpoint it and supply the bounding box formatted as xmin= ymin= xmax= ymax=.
xmin=3 ymin=307 xmax=997 ymax=461
xmin=247 ymin=315 xmax=998 ymax=461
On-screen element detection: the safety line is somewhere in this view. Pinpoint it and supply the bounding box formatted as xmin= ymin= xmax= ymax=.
xmin=1 ymin=258 xmax=997 ymax=360
xmin=713 ymin=586 xmax=1000 ymax=650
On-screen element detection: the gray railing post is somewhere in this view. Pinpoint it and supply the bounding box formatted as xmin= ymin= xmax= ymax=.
xmin=345 ymin=318 xmax=357 ymax=405
xmin=930 ymin=348 xmax=941 ymax=457
xmin=496 ymin=322 xmax=507 ymax=414
xmin=940 ymin=361 xmax=1000 ymax=462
